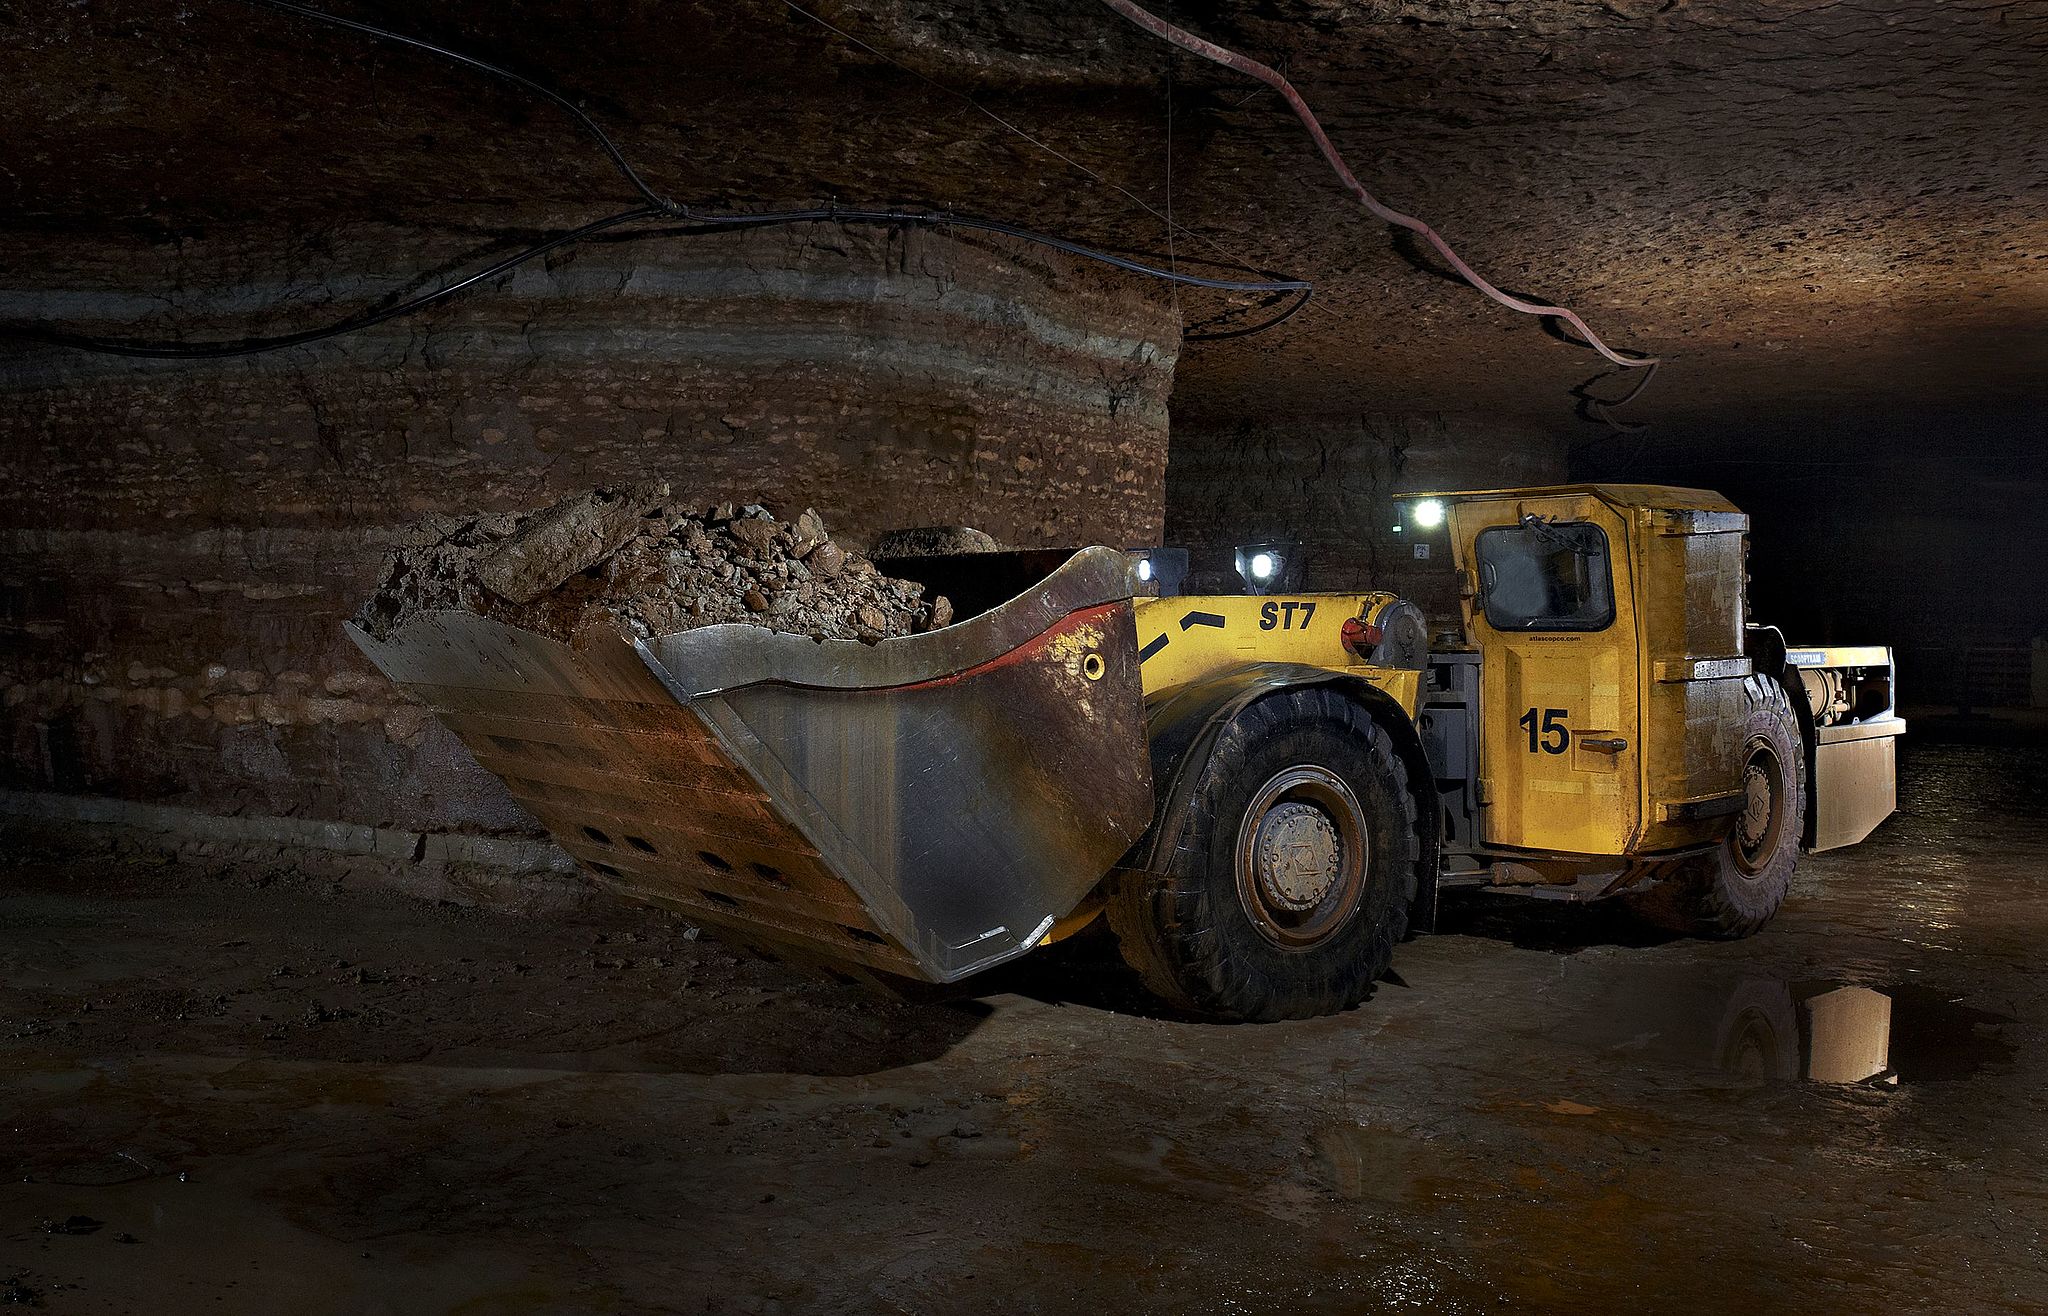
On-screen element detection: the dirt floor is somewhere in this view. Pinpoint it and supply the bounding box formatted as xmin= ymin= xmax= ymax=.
xmin=3 ymin=739 xmax=2044 ymax=1314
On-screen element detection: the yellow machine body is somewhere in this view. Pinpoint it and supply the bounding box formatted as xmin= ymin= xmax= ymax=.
xmin=1439 ymin=485 xmax=1755 ymax=858
xmin=1133 ymin=592 xmax=1423 ymax=716
xmin=1134 ymin=484 xmax=1898 ymax=871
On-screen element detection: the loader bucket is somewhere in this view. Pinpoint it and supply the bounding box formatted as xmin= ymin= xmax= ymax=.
xmin=345 ymin=546 xmax=1153 ymax=984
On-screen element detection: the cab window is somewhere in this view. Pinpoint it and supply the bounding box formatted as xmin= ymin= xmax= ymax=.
xmin=1477 ymin=520 xmax=1615 ymax=631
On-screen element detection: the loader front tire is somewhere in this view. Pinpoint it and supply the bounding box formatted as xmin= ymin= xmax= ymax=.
xmin=1108 ymin=687 xmax=1422 ymax=1022
xmin=1624 ymin=675 xmax=1807 ymax=938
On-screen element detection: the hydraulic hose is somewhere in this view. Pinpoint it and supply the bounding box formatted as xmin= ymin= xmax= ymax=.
xmin=1098 ymin=0 xmax=1657 ymax=370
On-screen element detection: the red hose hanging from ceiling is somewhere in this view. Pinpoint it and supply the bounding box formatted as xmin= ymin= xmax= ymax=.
xmin=1098 ymin=0 xmax=1658 ymax=370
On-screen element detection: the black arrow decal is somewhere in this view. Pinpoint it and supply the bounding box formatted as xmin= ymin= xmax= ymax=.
xmin=1139 ymin=634 xmax=1169 ymax=662
xmin=1180 ymin=611 xmax=1226 ymax=631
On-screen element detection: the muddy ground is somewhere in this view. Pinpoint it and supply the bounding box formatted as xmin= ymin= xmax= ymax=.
xmin=3 ymin=739 xmax=2044 ymax=1313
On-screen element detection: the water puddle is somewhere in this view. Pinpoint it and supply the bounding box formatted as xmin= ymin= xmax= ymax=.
xmin=1563 ymin=971 xmax=2016 ymax=1086
xmin=1313 ymin=1124 xmax=1458 ymax=1205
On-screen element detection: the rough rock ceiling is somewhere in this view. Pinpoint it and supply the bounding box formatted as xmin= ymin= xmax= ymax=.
xmin=9 ymin=0 xmax=2045 ymax=436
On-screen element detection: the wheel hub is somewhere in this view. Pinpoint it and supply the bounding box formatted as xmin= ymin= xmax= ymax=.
xmin=1251 ymin=801 xmax=1343 ymax=912
xmin=1739 ymin=763 xmax=1773 ymax=850
xmin=1233 ymin=764 xmax=1370 ymax=951
xmin=1732 ymin=741 xmax=1785 ymax=875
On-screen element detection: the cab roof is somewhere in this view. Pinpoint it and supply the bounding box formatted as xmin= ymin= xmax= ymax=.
xmin=1407 ymin=483 xmax=1740 ymax=515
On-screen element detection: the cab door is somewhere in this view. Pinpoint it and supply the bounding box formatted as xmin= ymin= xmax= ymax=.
xmin=1454 ymin=493 xmax=1641 ymax=856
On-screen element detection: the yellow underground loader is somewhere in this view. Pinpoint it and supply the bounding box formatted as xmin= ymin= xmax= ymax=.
xmin=350 ymin=485 xmax=1902 ymax=1022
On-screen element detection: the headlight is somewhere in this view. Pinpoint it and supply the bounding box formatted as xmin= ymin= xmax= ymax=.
xmin=1411 ymin=498 xmax=1445 ymax=529
xmin=1234 ymin=543 xmax=1289 ymax=593
xmin=1136 ymin=557 xmax=1154 ymax=582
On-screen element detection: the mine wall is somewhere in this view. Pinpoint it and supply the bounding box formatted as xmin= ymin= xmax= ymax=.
xmin=0 ymin=226 xmax=1178 ymax=842
xmin=2 ymin=223 xmax=1579 ymax=855
xmin=1166 ymin=415 xmax=1567 ymax=623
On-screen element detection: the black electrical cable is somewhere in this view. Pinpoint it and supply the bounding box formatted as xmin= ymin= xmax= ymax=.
xmin=1584 ymin=359 xmax=1661 ymax=433
xmin=5 ymin=208 xmax=1307 ymax=360
xmin=657 ymin=207 xmax=1308 ymax=294
xmin=1185 ymin=286 xmax=1313 ymax=341
xmin=5 ymin=207 xmax=659 ymax=358
xmin=239 ymin=0 xmax=683 ymax=215
xmin=235 ymin=0 xmax=1308 ymax=294
xmin=5 ymin=2 xmax=1314 ymax=359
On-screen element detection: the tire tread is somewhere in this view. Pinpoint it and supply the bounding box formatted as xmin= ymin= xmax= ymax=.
xmin=1109 ymin=687 xmax=1428 ymax=1021
xmin=1624 ymin=674 xmax=1807 ymax=938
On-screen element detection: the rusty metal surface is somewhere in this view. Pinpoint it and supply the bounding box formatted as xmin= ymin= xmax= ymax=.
xmin=345 ymin=547 xmax=1153 ymax=984
xmin=639 ymin=546 xmax=1138 ymax=696
xmin=663 ymin=602 xmax=1152 ymax=981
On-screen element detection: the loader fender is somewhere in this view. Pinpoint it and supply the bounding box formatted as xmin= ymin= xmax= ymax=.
xmin=1747 ymin=624 xmax=1818 ymax=848
xmin=1133 ymin=662 xmax=1441 ymax=933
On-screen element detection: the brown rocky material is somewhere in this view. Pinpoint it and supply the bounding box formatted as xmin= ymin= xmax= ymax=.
xmin=471 ymin=487 xmax=659 ymax=605
xmin=354 ymin=486 xmax=952 ymax=646
xmin=868 ymin=525 xmax=1004 ymax=559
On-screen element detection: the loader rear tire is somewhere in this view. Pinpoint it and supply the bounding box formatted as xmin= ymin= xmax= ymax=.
xmin=1624 ymin=675 xmax=1806 ymax=938
xmin=1108 ymin=687 xmax=1423 ymax=1022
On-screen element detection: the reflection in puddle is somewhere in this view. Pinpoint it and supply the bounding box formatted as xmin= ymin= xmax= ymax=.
xmin=1582 ymin=974 xmax=2015 ymax=1086
xmin=1801 ymin=985 xmax=1890 ymax=1083
xmin=1313 ymin=976 xmax=2019 ymax=1206
xmin=1314 ymin=1124 xmax=1453 ymax=1205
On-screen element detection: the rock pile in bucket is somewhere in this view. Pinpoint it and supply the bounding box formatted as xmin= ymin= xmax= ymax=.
xmin=354 ymin=485 xmax=955 ymax=645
